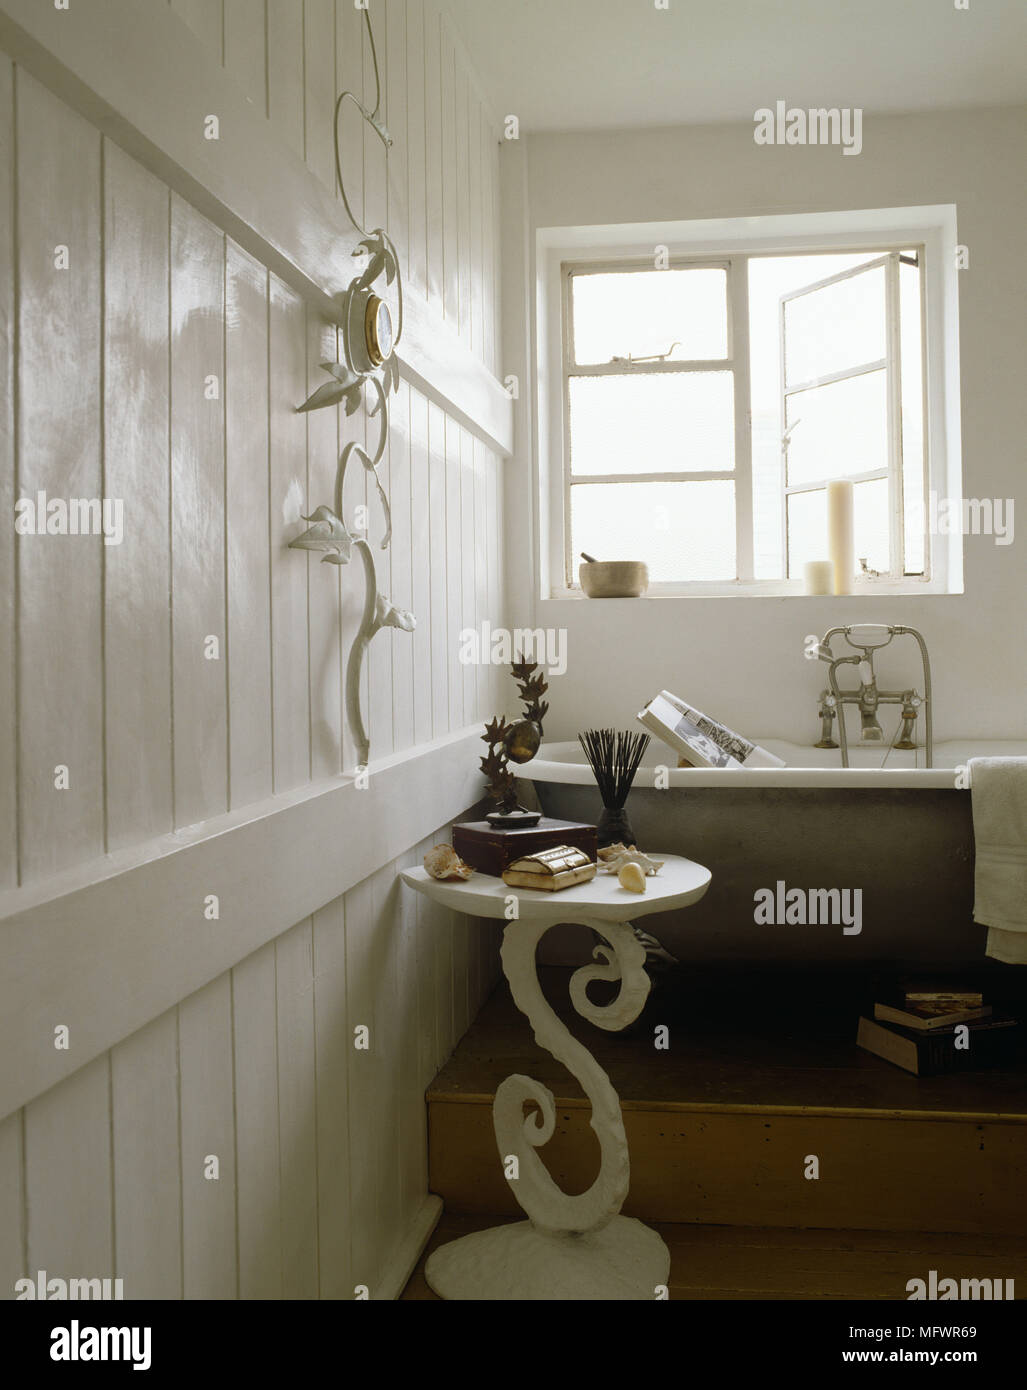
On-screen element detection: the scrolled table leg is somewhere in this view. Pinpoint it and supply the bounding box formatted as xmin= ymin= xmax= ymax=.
xmin=424 ymin=915 xmax=670 ymax=1300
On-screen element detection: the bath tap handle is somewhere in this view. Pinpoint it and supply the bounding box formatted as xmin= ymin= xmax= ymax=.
xmin=845 ymin=624 xmax=895 ymax=650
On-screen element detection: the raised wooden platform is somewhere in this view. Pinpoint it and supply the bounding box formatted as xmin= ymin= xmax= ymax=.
xmin=402 ymin=1213 xmax=1027 ymax=1300
xmin=427 ymin=966 xmax=1027 ymax=1235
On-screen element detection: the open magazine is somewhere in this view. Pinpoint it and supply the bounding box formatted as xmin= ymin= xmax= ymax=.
xmin=637 ymin=691 xmax=785 ymax=770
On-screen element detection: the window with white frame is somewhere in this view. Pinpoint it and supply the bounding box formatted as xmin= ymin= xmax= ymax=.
xmin=559 ymin=244 xmax=931 ymax=591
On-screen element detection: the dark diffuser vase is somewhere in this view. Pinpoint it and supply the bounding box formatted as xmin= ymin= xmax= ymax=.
xmin=596 ymin=804 xmax=637 ymax=850
xmin=578 ymin=728 xmax=651 ymax=851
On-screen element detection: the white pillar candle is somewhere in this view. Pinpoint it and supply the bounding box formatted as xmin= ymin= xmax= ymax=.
xmin=803 ymin=560 xmax=833 ymax=595
xmin=827 ymin=480 xmax=855 ymax=595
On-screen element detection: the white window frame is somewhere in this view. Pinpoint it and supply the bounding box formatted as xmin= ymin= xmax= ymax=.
xmin=536 ymin=206 xmax=962 ymax=599
xmin=561 ymin=257 xmax=753 ymax=586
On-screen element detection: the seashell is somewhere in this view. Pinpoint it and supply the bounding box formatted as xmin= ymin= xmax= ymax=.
xmin=597 ymin=842 xmax=630 ymax=862
xmin=618 ymin=862 xmax=647 ymax=894
xmin=423 ymin=844 xmax=474 ymax=881
xmin=597 ymin=844 xmax=663 ymax=876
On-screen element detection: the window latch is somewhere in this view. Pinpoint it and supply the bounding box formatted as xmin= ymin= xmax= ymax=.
xmin=609 ymin=341 xmax=681 ymax=365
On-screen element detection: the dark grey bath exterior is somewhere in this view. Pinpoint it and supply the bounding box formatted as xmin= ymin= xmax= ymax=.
xmin=527 ymin=779 xmax=981 ymax=968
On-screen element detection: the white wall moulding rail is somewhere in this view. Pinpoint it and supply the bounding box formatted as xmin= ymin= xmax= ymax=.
xmin=0 ymin=0 xmax=513 ymax=456
xmin=0 ymin=727 xmax=484 ymax=1122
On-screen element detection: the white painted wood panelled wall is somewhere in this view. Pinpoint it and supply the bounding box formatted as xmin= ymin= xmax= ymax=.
xmin=0 ymin=0 xmax=505 ymax=1299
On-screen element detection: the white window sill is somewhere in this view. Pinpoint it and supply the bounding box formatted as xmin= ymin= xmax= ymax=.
xmin=547 ymin=578 xmax=961 ymax=600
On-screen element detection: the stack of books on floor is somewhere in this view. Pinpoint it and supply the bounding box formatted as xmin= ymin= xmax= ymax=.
xmin=857 ymin=986 xmax=1021 ymax=1075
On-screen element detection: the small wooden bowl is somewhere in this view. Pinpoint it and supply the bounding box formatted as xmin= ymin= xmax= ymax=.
xmin=579 ymin=560 xmax=649 ymax=598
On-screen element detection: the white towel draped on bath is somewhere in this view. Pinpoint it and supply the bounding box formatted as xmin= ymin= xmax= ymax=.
xmin=969 ymin=757 xmax=1027 ymax=964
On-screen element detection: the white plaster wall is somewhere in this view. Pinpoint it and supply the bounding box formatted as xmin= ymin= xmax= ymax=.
xmin=502 ymin=108 xmax=1027 ymax=746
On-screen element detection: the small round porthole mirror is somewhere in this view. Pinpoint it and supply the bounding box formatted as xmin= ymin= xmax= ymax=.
xmin=346 ymin=284 xmax=394 ymax=375
xmin=364 ymin=293 xmax=393 ymax=367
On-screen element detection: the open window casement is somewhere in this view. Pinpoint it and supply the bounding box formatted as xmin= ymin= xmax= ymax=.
xmin=780 ymin=251 xmax=928 ymax=581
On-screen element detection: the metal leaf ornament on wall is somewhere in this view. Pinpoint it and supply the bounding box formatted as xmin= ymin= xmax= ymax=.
xmin=288 ymin=9 xmax=413 ymax=769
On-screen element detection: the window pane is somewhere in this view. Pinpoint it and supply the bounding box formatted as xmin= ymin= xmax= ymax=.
xmin=786 ymin=487 xmax=827 ymax=577
xmin=571 ymin=267 xmax=728 ymax=365
xmin=854 ymin=477 xmax=890 ymax=574
xmin=784 ymin=263 xmax=886 ymax=387
xmin=785 ymin=369 xmax=888 ymax=486
xmin=900 ymin=259 xmax=926 ymax=573
xmin=571 ymin=480 xmax=735 ymax=582
xmin=568 ymin=372 xmax=734 ymax=475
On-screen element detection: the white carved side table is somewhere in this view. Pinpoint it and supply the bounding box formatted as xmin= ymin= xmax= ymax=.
xmin=401 ymin=854 xmax=712 ymax=1300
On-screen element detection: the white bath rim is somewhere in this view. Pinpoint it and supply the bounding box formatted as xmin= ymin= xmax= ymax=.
xmin=521 ymin=739 xmax=1027 ymax=791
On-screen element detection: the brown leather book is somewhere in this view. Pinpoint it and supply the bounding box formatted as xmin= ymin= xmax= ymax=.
xmin=452 ymin=817 xmax=597 ymax=876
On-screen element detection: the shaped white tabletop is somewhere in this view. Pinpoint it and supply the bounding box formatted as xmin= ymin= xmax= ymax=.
xmin=400 ymin=853 xmax=711 ymax=924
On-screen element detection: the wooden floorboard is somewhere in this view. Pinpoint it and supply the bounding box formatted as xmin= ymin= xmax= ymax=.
xmin=400 ymin=1213 xmax=1027 ymax=1300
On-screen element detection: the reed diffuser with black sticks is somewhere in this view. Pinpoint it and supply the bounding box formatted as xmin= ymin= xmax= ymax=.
xmin=577 ymin=727 xmax=651 ymax=848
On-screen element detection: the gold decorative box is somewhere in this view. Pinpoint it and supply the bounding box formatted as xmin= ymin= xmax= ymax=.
xmin=501 ymin=845 xmax=597 ymax=892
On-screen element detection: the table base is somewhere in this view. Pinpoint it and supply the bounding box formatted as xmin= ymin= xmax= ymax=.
xmin=424 ymin=1216 xmax=670 ymax=1301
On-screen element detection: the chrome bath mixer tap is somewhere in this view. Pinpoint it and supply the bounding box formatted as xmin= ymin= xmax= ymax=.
xmin=813 ymin=624 xmax=933 ymax=768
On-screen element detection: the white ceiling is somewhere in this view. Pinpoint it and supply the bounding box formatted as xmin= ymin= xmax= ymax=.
xmin=445 ymin=0 xmax=1027 ymax=132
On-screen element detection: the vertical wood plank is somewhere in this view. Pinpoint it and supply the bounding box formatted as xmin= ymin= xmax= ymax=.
xmin=170 ymin=200 xmax=228 ymax=829
xmin=454 ymin=52 xmax=471 ymax=347
xmin=451 ymin=913 xmax=470 ymax=1048
xmin=304 ymin=0 xmax=335 ymax=191
xmin=16 ymin=74 xmax=103 ymax=883
xmin=268 ymin=274 xmax=311 ymax=791
xmin=409 ymin=388 xmax=432 ymax=748
xmin=171 ymin=0 xmax=225 ymax=61
xmin=439 ymin=17 xmax=458 ymax=330
xmin=396 ymin=849 xmax=426 ymax=1222
xmin=366 ymin=399 xmax=394 ymax=760
xmin=364 ymin=411 xmax=391 ymax=767
xmin=469 ymin=92 xmax=484 ymax=362
xmin=312 ymin=894 xmax=352 ymax=1299
xmin=224 ymin=0 xmax=268 ymax=112
xmin=405 ymin=0 xmax=427 ymax=297
xmin=232 ymin=940 xmax=282 ymax=1300
xmin=24 ymin=1055 xmax=112 ymax=1280
xmin=460 ymin=426 xmax=475 ymax=722
xmin=267 ymin=0 xmax=305 ymax=160
xmin=482 ymin=110 xmax=498 ymax=375
xmin=408 ymin=834 xmax=433 ymax=1084
xmin=426 ymin=401 xmax=448 ymax=737
xmin=103 ymin=143 xmax=173 ymax=853
xmin=370 ymin=862 xmax=403 ymax=1282
xmin=275 ymin=918 xmax=319 ymax=1298
xmin=335 ymin=0 xmax=364 ymax=233
xmin=362 ymin=0 xmax=387 ymax=236
xmin=111 ymin=1011 xmax=182 ymax=1299
xmin=413 ymin=836 xmax=439 ymax=1085
xmin=226 ymin=242 xmax=273 ymax=808
xmin=0 ymin=57 xmax=15 ymax=888
xmin=473 ymin=438 xmax=488 ymax=722
xmin=179 ymin=973 xmax=237 ymax=1298
xmin=422 ymin=1 xmax=443 ymax=318
xmin=388 ymin=380 xmax=414 ymax=753
xmin=343 ymin=872 xmax=380 ymax=1291
xmin=489 ymin=455 xmax=505 ymax=711
xmin=445 ymin=413 xmax=463 ymax=731
xmin=0 ymin=1111 xmax=24 ymax=1295
xmin=436 ymin=905 xmax=457 ymax=1064
xmin=338 ymin=380 xmax=365 ymax=775
xmin=385 ymin=0 xmax=408 ymax=281
xmin=306 ymin=308 xmax=342 ymax=779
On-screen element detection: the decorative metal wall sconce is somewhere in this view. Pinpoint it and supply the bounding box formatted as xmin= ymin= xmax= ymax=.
xmin=288 ymin=9 xmax=413 ymax=768
xmin=479 ymin=656 xmax=549 ymax=826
